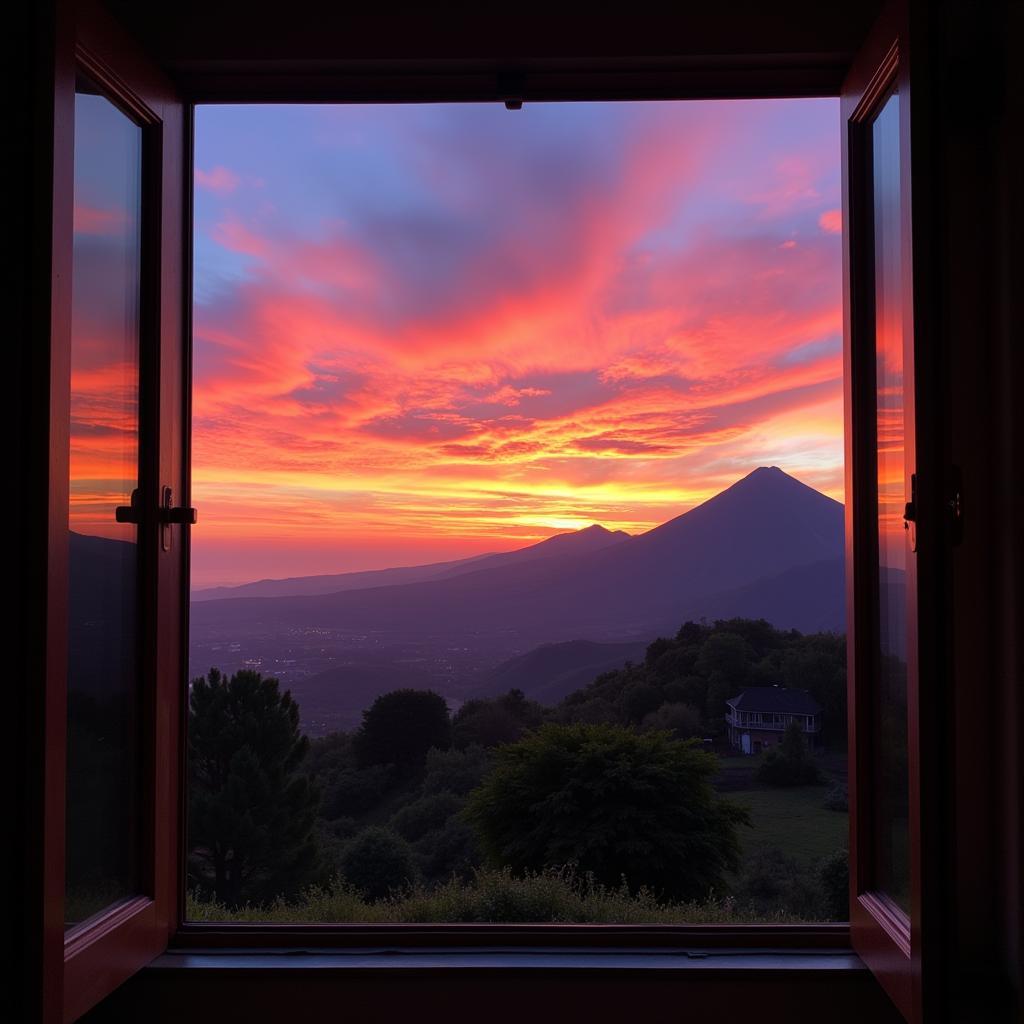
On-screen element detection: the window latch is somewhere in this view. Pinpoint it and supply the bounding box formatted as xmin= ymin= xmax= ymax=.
xmin=114 ymin=487 xmax=196 ymax=551
xmin=903 ymin=472 xmax=918 ymax=552
xmin=160 ymin=486 xmax=197 ymax=551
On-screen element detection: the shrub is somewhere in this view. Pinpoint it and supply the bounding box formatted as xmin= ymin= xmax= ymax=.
xmin=413 ymin=818 xmax=481 ymax=884
xmin=733 ymin=846 xmax=824 ymax=919
xmin=338 ymin=826 xmax=419 ymax=901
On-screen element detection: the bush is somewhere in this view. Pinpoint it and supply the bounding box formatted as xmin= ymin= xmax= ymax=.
xmin=413 ymin=818 xmax=481 ymax=884
xmin=464 ymin=722 xmax=748 ymax=902
xmin=733 ymin=846 xmax=824 ymax=919
xmin=338 ymin=826 xmax=419 ymax=901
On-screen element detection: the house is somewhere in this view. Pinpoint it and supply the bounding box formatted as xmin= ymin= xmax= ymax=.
xmin=726 ymin=687 xmax=822 ymax=755
xmin=14 ymin=2 xmax=1022 ymax=1023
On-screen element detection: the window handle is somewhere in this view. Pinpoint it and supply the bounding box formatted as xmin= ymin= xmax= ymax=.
xmin=160 ymin=486 xmax=196 ymax=551
xmin=114 ymin=489 xmax=197 ymax=525
xmin=903 ymin=472 xmax=918 ymax=552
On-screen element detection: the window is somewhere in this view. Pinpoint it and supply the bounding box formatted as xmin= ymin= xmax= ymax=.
xmin=21 ymin=2 xmax=1022 ymax=1023
xmin=184 ymin=95 xmax=849 ymax=928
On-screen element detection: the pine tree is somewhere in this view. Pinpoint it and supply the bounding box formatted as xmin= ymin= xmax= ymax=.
xmin=188 ymin=667 xmax=320 ymax=907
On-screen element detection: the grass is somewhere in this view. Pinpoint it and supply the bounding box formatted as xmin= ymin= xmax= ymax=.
xmin=187 ymin=866 xmax=809 ymax=925
xmin=729 ymin=785 xmax=848 ymax=866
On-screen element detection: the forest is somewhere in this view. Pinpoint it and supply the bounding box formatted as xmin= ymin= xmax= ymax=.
xmin=186 ymin=618 xmax=849 ymax=923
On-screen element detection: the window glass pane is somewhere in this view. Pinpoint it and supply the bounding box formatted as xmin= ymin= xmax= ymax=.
xmin=65 ymin=77 xmax=143 ymax=929
xmin=871 ymin=89 xmax=910 ymax=913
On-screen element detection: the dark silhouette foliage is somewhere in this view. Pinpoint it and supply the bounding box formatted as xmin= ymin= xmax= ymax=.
xmin=188 ymin=668 xmax=320 ymax=908
xmin=354 ymin=689 xmax=451 ymax=772
xmin=338 ymin=826 xmax=419 ymax=901
xmin=464 ymin=722 xmax=748 ymax=902
xmin=452 ymin=688 xmax=545 ymax=749
xmin=557 ymin=619 xmax=845 ymax=746
xmin=756 ymin=720 xmax=823 ymax=786
xmin=819 ymin=848 xmax=850 ymax=920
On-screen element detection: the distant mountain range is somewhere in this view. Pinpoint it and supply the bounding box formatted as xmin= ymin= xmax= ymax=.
xmin=192 ymin=523 xmax=630 ymax=602
xmin=190 ymin=467 xmax=846 ymax=647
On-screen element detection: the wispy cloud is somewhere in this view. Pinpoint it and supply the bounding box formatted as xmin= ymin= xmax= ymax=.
xmin=181 ymin=99 xmax=843 ymax=584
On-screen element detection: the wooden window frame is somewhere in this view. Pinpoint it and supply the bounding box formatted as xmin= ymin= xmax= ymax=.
xmin=38 ymin=2 xmax=188 ymax=1020
xmin=22 ymin=2 xmax=1022 ymax=1022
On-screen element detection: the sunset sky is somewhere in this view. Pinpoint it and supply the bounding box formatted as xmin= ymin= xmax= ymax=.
xmin=190 ymin=99 xmax=843 ymax=588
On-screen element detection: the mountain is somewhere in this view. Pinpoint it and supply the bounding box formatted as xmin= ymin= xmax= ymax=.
xmin=474 ymin=639 xmax=648 ymax=704
xmin=191 ymin=523 xmax=630 ymax=602
xmin=190 ymin=467 xmax=844 ymax=646
xmin=677 ymin=558 xmax=846 ymax=634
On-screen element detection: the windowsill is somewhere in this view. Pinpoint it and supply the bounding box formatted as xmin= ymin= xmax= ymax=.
xmin=151 ymin=947 xmax=868 ymax=973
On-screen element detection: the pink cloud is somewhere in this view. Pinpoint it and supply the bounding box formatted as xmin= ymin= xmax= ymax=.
xmin=819 ymin=209 xmax=842 ymax=233
xmin=195 ymin=165 xmax=241 ymax=194
xmin=74 ymin=203 xmax=127 ymax=236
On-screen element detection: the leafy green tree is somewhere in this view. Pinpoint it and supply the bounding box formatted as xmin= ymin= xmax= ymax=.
xmin=188 ymin=668 xmax=320 ymax=908
xmin=464 ymin=723 xmax=748 ymax=902
xmin=338 ymin=826 xmax=419 ymax=901
xmin=354 ymin=689 xmax=451 ymax=772
xmin=756 ymin=720 xmax=823 ymax=786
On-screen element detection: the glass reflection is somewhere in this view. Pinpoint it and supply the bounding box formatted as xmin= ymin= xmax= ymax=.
xmin=872 ymin=89 xmax=910 ymax=913
xmin=65 ymin=78 xmax=143 ymax=928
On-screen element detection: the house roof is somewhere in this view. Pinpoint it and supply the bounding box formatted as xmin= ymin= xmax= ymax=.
xmin=726 ymin=687 xmax=821 ymax=715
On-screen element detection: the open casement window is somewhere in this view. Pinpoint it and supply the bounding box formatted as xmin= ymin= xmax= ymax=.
xmin=44 ymin=1 xmax=188 ymax=1020
xmin=35 ymin=2 xmax=969 ymax=1023
xmin=843 ymin=2 xmax=949 ymax=1021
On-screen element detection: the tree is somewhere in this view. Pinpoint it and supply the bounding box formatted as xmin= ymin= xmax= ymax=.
xmin=452 ymin=689 xmax=545 ymax=749
xmin=353 ymin=689 xmax=451 ymax=772
xmin=756 ymin=720 xmax=823 ymax=786
xmin=464 ymin=723 xmax=748 ymax=902
xmin=338 ymin=826 xmax=419 ymax=901
xmin=188 ymin=668 xmax=320 ymax=908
